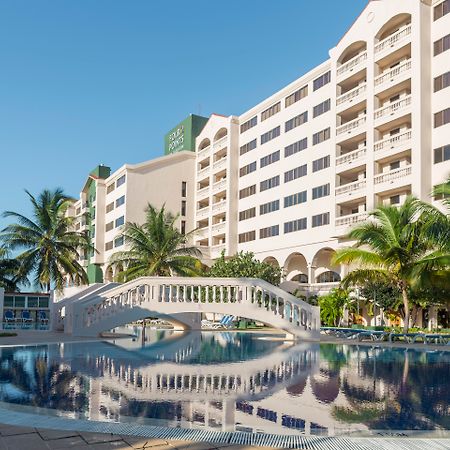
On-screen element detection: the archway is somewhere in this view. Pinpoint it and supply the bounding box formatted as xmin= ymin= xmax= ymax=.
xmin=263 ymin=256 xmax=280 ymax=268
xmin=105 ymin=266 xmax=114 ymax=283
xmin=284 ymin=253 xmax=308 ymax=283
xmin=337 ymin=40 xmax=366 ymax=65
xmin=312 ymin=248 xmax=341 ymax=283
xmin=375 ymin=13 xmax=411 ymax=41
xmin=198 ymin=138 xmax=211 ymax=151
xmin=213 ymin=128 xmax=228 ymax=142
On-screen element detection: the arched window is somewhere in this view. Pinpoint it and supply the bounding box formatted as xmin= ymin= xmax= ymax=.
xmin=316 ymin=271 xmax=341 ymax=283
xmin=291 ymin=274 xmax=308 ymax=284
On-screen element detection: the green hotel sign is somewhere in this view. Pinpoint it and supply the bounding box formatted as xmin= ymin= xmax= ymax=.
xmin=164 ymin=114 xmax=208 ymax=155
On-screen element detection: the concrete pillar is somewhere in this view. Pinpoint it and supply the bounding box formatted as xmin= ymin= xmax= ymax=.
xmin=428 ymin=306 xmax=438 ymax=331
xmin=307 ymin=264 xmax=316 ymax=284
xmin=221 ymin=399 xmax=235 ymax=432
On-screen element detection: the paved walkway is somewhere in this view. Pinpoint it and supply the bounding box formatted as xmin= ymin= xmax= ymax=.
xmin=0 ymin=424 xmax=265 ymax=450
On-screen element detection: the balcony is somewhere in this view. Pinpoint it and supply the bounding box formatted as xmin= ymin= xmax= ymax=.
xmin=336 ymin=147 xmax=367 ymax=167
xmin=212 ymin=222 xmax=226 ymax=234
xmin=197 ymin=165 xmax=210 ymax=179
xmin=375 ymin=24 xmax=412 ymax=56
xmin=196 ymin=206 xmax=210 ymax=218
xmin=335 ymin=179 xmax=367 ymax=197
xmin=212 ymin=179 xmax=227 ymax=194
xmin=336 ymin=84 xmax=367 ymax=110
xmin=213 ymin=158 xmax=227 ymax=171
xmin=213 ymin=136 xmax=228 ymax=150
xmin=336 ymin=115 xmax=366 ymax=137
xmin=337 ymin=51 xmax=367 ymax=79
xmin=197 ymin=145 xmax=211 ymax=160
xmin=374 ymin=129 xmax=412 ymax=153
xmin=374 ymin=165 xmax=412 ymax=185
xmin=195 ymin=228 xmax=209 ymax=239
xmin=374 ymin=59 xmax=412 ymax=90
xmin=374 ymin=96 xmax=411 ymax=122
xmin=210 ymin=243 xmax=226 ymax=256
xmin=335 ymin=212 xmax=368 ymax=228
xmin=197 ymin=186 xmax=209 ymax=199
xmin=212 ymin=201 xmax=227 ymax=213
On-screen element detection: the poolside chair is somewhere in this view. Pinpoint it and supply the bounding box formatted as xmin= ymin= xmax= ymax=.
xmin=21 ymin=310 xmax=33 ymax=323
xmin=4 ymin=310 xmax=15 ymax=323
xmin=38 ymin=311 xmax=49 ymax=324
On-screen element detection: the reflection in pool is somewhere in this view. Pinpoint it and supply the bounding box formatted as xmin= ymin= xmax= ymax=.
xmin=0 ymin=331 xmax=448 ymax=436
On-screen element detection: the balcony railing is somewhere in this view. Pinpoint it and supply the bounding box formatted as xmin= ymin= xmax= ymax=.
xmin=197 ymin=145 xmax=211 ymax=159
xmin=335 ymin=179 xmax=367 ymax=196
xmin=374 ymin=96 xmax=412 ymax=121
xmin=374 ymin=129 xmax=412 ymax=152
xmin=375 ymin=24 xmax=412 ymax=55
xmin=213 ymin=157 xmax=227 ymax=171
xmin=213 ymin=136 xmax=228 ymax=149
xmin=197 ymin=186 xmax=209 ymax=198
xmin=212 ymin=179 xmax=227 ymax=194
xmin=336 ymin=147 xmax=367 ymax=166
xmin=212 ymin=201 xmax=227 ymax=213
xmin=212 ymin=222 xmax=226 ymax=233
xmin=197 ymin=166 xmax=210 ymax=178
xmin=196 ymin=206 xmax=210 ymax=218
xmin=335 ymin=212 xmax=368 ymax=227
xmin=374 ymin=165 xmax=412 ymax=184
xmin=337 ymin=51 xmax=367 ymax=78
xmin=336 ymin=83 xmax=367 ymax=107
xmin=336 ymin=115 xmax=367 ymax=136
xmin=374 ymin=59 xmax=412 ymax=87
xmin=195 ymin=228 xmax=209 ymax=239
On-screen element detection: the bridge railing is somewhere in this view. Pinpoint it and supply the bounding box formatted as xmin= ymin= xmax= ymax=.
xmin=73 ymin=277 xmax=320 ymax=339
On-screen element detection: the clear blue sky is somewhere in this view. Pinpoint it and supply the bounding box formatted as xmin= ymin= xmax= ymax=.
xmin=0 ymin=0 xmax=367 ymax=228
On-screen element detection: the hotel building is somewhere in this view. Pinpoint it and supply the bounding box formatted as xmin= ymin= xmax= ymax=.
xmin=69 ymin=0 xmax=450 ymax=297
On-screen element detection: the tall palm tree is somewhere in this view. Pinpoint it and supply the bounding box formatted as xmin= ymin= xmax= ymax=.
xmin=0 ymin=189 xmax=91 ymax=292
xmin=110 ymin=204 xmax=201 ymax=281
xmin=0 ymin=247 xmax=27 ymax=291
xmin=334 ymin=196 xmax=450 ymax=332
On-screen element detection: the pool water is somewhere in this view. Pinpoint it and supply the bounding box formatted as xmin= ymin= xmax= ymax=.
xmin=0 ymin=330 xmax=448 ymax=436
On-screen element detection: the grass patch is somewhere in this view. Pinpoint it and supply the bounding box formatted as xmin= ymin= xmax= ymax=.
xmin=0 ymin=332 xmax=17 ymax=337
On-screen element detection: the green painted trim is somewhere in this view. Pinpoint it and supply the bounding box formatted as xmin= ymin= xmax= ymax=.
xmin=87 ymin=264 xmax=103 ymax=284
xmin=164 ymin=114 xmax=208 ymax=155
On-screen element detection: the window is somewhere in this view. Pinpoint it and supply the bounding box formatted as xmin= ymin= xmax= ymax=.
xmin=312 ymin=183 xmax=330 ymax=200
xmin=105 ymin=221 xmax=113 ymax=232
xmin=240 ymin=139 xmax=257 ymax=156
xmin=240 ymin=116 xmax=257 ymax=133
xmin=259 ymin=225 xmax=279 ymax=239
xmin=240 ymin=161 xmax=257 ymax=177
xmin=285 ymin=85 xmax=308 ymax=107
xmin=390 ymin=161 xmax=400 ymax=171
xmin=115 ymin=216 xmax=124 ymax=227
xmin=260 ymin=175 xmax=280 ymax=192
xmin=312 ymin=155 xmax=330 ymax=172
xmin=312 ymin=212 xmax=330 ymax=227
xmin=260 ymin=200 xmax=280 ymax=215
xmin=390 ymin=195 xmax=400 ymax=205
xmin=239 ymin=207 xmax=256 ymax=221
xmin=239 ymin=230 xmax=256 ymax=243
xmin=313 ymin=71 xmax=331 ymax=91
xmin=260 ymin=150 xmax=280 ymax=168
xmin=116 ymin=195 xmax=125 ymax=207
xmin=434 ymin=71 xmax=450 ymax=92
xmin=435 ymin=108 xmax=450 ymax=127
xmin=285 ymin=138 xmax=307 ymax=157
xmin=181 ymin=220 xmax=186 ymax=235
xmin=313 ymin=127 xmax=330 ymax=145
xmin=313 ymin=99 xmax=331 ymax=118
xmin=116 ymin=175 xmax=126 ymax=187
xmin=284 ymin=164 xmax=307 ymax=183
xmin=285 ymin=111 xmax=308 ymax=132
xmin=261 ymin=126 xmax=280 ymax=145
xmin=284 ymin=218 xmax=307 ymax=234
xmin=106 ymin=202 xmax=114 ymax=213
xmin=434 ymin=34 xmax=450 ymax=56
xmin=434 ymin=0 xmax=450 ymax=21
xmin=284 ymin=190 xmax=307 ymax=208
xmin=181 ymin=181 xmax=187 ymax=197
xmin=261 ymin=102 xmax=281 ymax=121
xmin=105 ymin=241 xmax=113 ymax=251
xmin=317 ymin=271 xmax=341 ymax=283
xmin=114 ymin=236 xmax=124 ymax=247
xmin=434 ymin=144 xmax=450 ymax=163
xmin=107 ymin=184 xmax=115 ymax=194
xmin=239 ymin=185 xmax=256 ymax=199
xmin=181 ymin=200 xmax=186 ymax=216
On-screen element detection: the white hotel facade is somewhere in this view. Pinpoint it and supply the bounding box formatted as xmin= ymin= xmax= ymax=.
xmin=70 ymin=0 xmax=450 ymax=293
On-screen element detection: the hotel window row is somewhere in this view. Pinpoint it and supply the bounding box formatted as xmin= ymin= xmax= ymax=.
xmin=240 ymin=116 xmax=257 ymax=134
xmin=434 ymin=0 xmax=449 ymax=21
xmin=261 ymin=102 xmax=281 ymax=121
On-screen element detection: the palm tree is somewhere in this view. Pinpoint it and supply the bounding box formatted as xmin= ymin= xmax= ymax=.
xmin=110 ymin=204 xmax=201 ymax=280
xmin=0 ymin=247 xmax=27 ymax=291
xmin=334 ymin=196 xmax=450 ymax=333
xmin=0 ymin=189 xmax=91 ymax=292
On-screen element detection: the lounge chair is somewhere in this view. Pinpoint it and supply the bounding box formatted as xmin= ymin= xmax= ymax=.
xmin=4 ymin=310 xmax=15 ymax=323
xmin=357 ymin=330 xmax=389 ymax=342
xmin=388 ymin=332 xmax=421 ymax=343
xmin=201 ymin=315 xmax=235 ymax=330
xmin=21 ymin=310 xmax=33 ymax=323
xmin=38 ymin=311 xmax=49 ymax=324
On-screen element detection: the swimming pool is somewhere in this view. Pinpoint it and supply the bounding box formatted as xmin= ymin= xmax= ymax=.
xmin=0 ymin=330 xmax=448 ymax=437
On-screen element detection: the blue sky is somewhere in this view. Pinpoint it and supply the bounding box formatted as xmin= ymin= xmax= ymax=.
xmin=0 ymin=0 xmax=367 ymax=228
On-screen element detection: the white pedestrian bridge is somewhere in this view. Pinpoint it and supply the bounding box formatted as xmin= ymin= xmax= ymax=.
xmin=55 ymin=277 xmax=320 ymax=340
